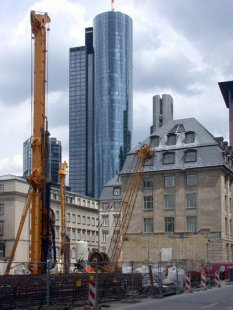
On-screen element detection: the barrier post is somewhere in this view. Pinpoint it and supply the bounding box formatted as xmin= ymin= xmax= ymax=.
xmin=201 ymin=271 xmax=207 ymax=290
xmin=88 ymin=275 xmax=97 ymax=309
xmin=214 ymin=271 xmax=221 ymax=287
xmin=175 ymin=261 xmax=180 ymax=294
xmin=185 ymin=272 xmax=192 ymax=293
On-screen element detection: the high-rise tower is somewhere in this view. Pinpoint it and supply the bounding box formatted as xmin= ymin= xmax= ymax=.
xmin=69 ymin=11 xmax=133 ymax=198
xmin=23 ymin=137 xmax=62 ymax=184
xmin=94 ymin=11 xmax=133 ymax=197
xmin=69 ymin=28 xmax=95 ymax=196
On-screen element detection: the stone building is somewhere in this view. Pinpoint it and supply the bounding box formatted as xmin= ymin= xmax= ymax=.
xmin=0 ymin=175 xmax=99 ymax=272
xmin=99 ymin=95 xmax=233 ymax=264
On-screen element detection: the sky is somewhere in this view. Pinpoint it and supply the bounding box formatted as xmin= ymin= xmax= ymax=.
xmin=0 ymin=0 xmax=232 ymax=177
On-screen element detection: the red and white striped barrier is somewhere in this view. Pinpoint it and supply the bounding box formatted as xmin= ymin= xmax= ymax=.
xmin=185 ymin=273 xmax=191 ymax=292
xmin=214 ymin=271 xmax=220 ymax=287
xmin=88 ymin=277 xmax=96 ymax=308
xmin=201 ymin=272 xmax=206 ymax=290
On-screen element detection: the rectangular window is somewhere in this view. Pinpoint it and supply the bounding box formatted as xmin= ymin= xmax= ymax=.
xmin=0 ymin=185 xmax=4 ymax=193
xmin=102 ymin=215 xmax=109 ymax=227
xmin=184 ymin=151 xmax=197 ymax=162
xmin=164 ymin=195 xmax=175 ymax=209
xmin=67 ymin=213 xmax=71 ymax=222
xmin=82 ymin=230 xmax=86 ymax=241
xmin=186 ymin=193 xmax=197 ymax=208
xmin=72 ymin=228 xmax=76 ymax=240
xmin=144 ymin=196 xmax=153 ymax=210
xmin=163 ymin=153 xmax=175 ymax=164
xmin=87 ymin=217 xmax=90 ymax=225
xmin=165 ymin=217 xmax=175 ymax=232
xmin=66 ymin=227 xmax=71 ymax=238
xmin=77 ymin=215 xmax=81 ymax=224
xmin=55 ymin=226 xmax=60 ymax=239
xmin=87 ymin=230 xmax=90 ymax=242
xmin=114 ymin=202 xmax=121 ymax=211
xmin=187 ymin=216 xmax=197 ymax=232
xmin=92 ymin=217 xmax=95 ymax=226
xmin=82 ymin=216 xmax=86 ymax=225
xmin=113 ymin=214 xmax=120 ymax=225
xmin=72 ymin=213 xmax=76 ymax=223
xmin=102 ymin=230 xmax=109 ymax=243
xmin=77 ymin=229 xmax=81 ymax=240
xmin=0 ymin=204 xmax=4 ymax=216
xmin=164 ymin=176 xmax=175 ymax=187
xmin=186 ymin=174 xmax=197 ymax=186
xmin=102 ymin=203 xmax=109 ymax=211
xmin=143 ymin=178 xmax=153 ymax=189
xmin=0 ymin=221 xmax=4 ymax=235
xmin=144 ymin=218 xmax=153 ymax=233
xmin=167 ymin=134 xmax=176 ymax=145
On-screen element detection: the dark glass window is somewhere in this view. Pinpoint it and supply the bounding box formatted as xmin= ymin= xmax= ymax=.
xmin=144 ymin=196 xmax=153 ymax=210
xmin=144 ymin=218 xmax=153 ymax=233
xmin=143 ymin=178 xmax=153 ymax=189
xmin=165 ymin=217 xmax=175 ymax=232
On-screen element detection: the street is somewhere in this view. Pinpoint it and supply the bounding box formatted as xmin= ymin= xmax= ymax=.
xmin=110 ymin=285 xmax=233 ymax=310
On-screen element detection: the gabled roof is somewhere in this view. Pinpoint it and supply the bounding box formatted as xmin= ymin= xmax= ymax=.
xmin=100 ymin=117 xmax=231 ymax=199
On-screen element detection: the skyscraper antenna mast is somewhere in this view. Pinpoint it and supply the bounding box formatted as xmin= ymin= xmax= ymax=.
xmin=111 ymin=0 xmax=115 ymax=11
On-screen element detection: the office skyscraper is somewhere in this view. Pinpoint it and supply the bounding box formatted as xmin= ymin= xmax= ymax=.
xmin=23 ymin=137 xmax=62 ymax=184
xmin=69 ymin=11 xmax=133 ymax=198
xmin=69 ymin=28 xmax=94 ymax=196
xmin=94 ymin=11 xmax=133 ymax=197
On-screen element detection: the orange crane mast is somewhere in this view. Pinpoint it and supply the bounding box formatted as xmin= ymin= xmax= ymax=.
xmin=5 ymin=11 xmax=53 ymax=275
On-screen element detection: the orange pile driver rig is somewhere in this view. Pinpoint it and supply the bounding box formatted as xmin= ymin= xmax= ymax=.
xmin=5 ymin=11 xmax=55 ymax=275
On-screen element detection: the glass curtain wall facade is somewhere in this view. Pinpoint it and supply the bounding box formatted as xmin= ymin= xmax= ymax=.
xmin=23 ymin=137 xmax=61 ymax=184
xmin=69 ymin=28 xmax=94 ymax=196
xmin=94 ymin=12 xmax=133 ymax=197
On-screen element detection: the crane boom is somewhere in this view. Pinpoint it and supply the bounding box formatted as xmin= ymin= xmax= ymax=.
xmin=107 ymin=144 xmax=155 ymax=263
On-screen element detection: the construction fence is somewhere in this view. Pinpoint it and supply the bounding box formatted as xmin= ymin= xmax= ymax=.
xmin=0 ymin=259 xmax=232 ymax=309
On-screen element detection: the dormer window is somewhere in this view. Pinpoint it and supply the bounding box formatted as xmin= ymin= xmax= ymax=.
xmin=150 ymin=135 xmax=160 ymax=147
xmin=184 ymin=150 xmax=197 ymax=162
xmin=185 ymin=131 xmax=195 ymax=144
xmin=163 ymin=152 xmax=175 ymax=164
xmin=113 ymin=187 xmax=121 ymax=196
xmin=167 ymin=133 xmax=176 ymax=146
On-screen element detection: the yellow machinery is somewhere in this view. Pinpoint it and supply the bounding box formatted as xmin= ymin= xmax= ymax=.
xmin=58 ymin=161 xmax=68 ymax=274
xmin=5 ymin=11 xmax=53 ymax=275
xmin=88 ymin=144 xmax=155 ymax=271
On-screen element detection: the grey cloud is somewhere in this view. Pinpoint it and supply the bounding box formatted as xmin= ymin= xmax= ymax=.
xmin=134 ymin=52 xmax=210 ymax=95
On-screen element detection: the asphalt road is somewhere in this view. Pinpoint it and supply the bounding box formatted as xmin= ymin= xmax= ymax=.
xmin=109 ymin=285 xmax=233 ymax=310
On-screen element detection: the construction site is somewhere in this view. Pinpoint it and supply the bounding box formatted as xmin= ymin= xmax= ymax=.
xmin=1 ymin=8 xmax=233 ymax=310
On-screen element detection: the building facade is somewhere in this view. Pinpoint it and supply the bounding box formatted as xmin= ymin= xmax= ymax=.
xmin=69 ymin=11 xmax=133 ymax=198
xmin=0 ymin=175 xmax=99 ymax=273
xmin=23 ymin=137 xmax=62 ymax=184
xmin=99 ymin=95 xmax=233 ymax=264
xmin=69 ymin=28 xmax=95 ymax=197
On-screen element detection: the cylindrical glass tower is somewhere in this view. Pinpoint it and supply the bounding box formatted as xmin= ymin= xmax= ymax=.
xmin=94 ymin=11 xmax=133 ymax=197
